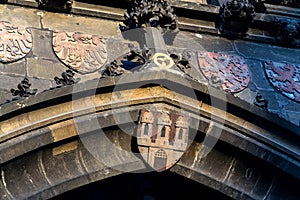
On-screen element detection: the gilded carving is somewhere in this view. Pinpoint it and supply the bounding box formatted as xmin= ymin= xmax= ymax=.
xmin=0 ymin=21 xmax=32 ymax=63
xmin=198 ymin=51 xmax=250 ymax=93
xmin=152 ymin=53 xmax=175 ymax=69
xmin=264 ymin=61 xmax=300 ymax=102
xmin=52 ymin=31 xmax=108 ymax=74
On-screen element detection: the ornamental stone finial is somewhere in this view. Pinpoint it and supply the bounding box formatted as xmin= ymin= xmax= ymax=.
xmin=120 ymin=0 xmax=178 ymax=31
xmin=218 ymin=0 xmax=255 ymax=38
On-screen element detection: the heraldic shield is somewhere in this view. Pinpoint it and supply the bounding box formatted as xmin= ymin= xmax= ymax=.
xmin=52 ymin=31 xmax=107 ymax=74
xmin=136 ymin=110 xmax=190 ymax=172
xmin=198 ymin=51 xmax=250 ymax=93
xmin=264 ymin=61 xmax=300 ymax=102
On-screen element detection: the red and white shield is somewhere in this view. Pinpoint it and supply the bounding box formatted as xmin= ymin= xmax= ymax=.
xmin=136 ymin=110 xmax=189 ymax=172
xmin=198 ymin=51 xmax=250 ymax=93
xmin=52 ymin=31 xmax=108 ymax=74
xmin=0 ymin=21 xmax=32 ymax=63
xmin=264 ymin=61 xmax=300 ymax=102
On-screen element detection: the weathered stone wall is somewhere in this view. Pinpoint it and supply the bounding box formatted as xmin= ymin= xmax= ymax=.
xmin=0 ymin=4 xmax=120 ymax=103
xmin=0 ymin=4 xmax=299 ymax=126
xmin=190 ymin=32 xmax=300 ymax=126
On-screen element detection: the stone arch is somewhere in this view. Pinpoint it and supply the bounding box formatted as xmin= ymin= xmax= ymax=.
xmin=0 ymin=72 xmax=299 ymax=199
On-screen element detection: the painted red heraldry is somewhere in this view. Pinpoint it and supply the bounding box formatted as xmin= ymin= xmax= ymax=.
xmin=52 ymin=31 xmax=108 ymax=74
xmin=198 ymin=51 xmax=250 ymax=93
xmin=264 ymin=61 xmax=300 ymax=102
xmin=137 ymin=110 xmax=189 ymax=172
xmin=0 ymin=21 xmax=33 ymax=63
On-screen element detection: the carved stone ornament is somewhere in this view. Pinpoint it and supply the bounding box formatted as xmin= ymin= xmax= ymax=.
xmin=100 ymin=46 xmax=151 ymax=77
xmin=120 ymin=0 xmax=178 ymax=31
xmin=219 ymin=0 xmax=255 ymax=37
xmin=54 ymin=69 xmax=80 ymax=88
xmin=264 ymin=61 xmax=300 ymax=102
xmin=52 ymin=31 xmax=108 ymax=74
xmin=36 ymin=0 xmax=73 ymax=11
xmin=198 ymin=51 xmax=250 ymax=93
xmin=170 ymin=50 xmax=192 ymax=71
xmin=254 ymin=92 xmax=268 ymax=109
xmin=265 ymin=0 xmax=299 ymax=7
xmin=271 ymin=18 xmax=300 ymax=46
xmin=10 ymin=78 xmax=37 ymax=98
xmin=101 ymin=60 xmax=128 ymax=77
xmin=136 ymin=110 xmax=189 ymax=172
xmin=0 ymin=21 xmax=32 ymax=63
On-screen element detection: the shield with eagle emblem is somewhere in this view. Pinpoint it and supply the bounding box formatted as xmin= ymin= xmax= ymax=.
xmin=52 ymin=31 xmax=108 ymax=74
xmin=0 ymin=21 xmax=32 ymax=63
xmin=136 ymin=110 xmax=189 ymax=172
xmin=197 ymin=51 xmax=250 ymax=93
xmin=264 ymin=61 xmax=300 ymax=102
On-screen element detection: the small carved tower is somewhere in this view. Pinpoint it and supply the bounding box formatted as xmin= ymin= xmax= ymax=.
xmin=156 ymin=112 xmax=172 ymax=146
xmin=173 ymin=116 xmax=189 ymax=150
xmin=138 ymin=110 xmax=154 ymax=144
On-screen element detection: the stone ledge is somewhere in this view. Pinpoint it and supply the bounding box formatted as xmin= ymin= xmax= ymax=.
xmin=2 ymin=1 xmax=300 ymax=47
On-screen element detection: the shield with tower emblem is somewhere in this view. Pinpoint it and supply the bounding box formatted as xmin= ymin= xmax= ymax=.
xmin=136 ymin=110 xmax=189 ymax=172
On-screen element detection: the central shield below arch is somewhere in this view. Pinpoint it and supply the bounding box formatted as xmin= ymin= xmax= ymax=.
xmin=136 ymin=110 xmax=189 ymax=172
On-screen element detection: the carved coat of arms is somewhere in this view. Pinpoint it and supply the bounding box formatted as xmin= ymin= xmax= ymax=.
xmin=198 ymin=51 xmax=250 ymax=93
xmin=0 ymin=21 xmax=33 ymax=63
xmin=264 ymin=61 xmax=300 ymax=102
xmin=137 ymin=110 xmax=189 ymax=172
xmin=52 ymin=31 xmax=108 ymax=74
